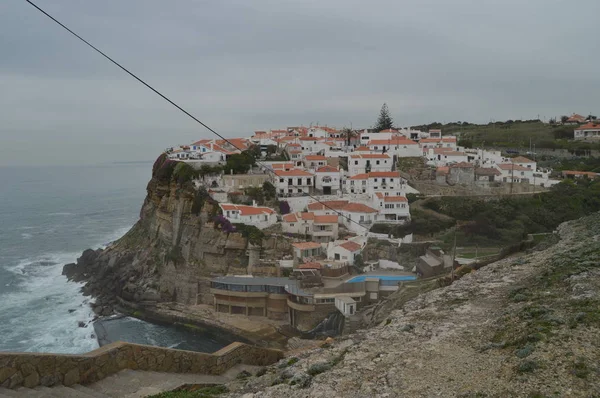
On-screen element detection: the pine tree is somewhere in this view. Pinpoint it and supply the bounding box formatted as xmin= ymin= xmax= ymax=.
xmin=374 ymin=103 xmax=394 ymax=132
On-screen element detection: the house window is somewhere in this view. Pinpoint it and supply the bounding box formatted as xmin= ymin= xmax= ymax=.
xmin=376 ymin=160 xmax=380 ymax=165
xmin=307 ymin=178 xmax=311 ymax=185
xmin=521 ymin=172 xmax=525 ymax=176
xmin=374 ymin=178 xmax=378 ymax=182
xmin=298 ymin=189 xmax=302 ymax=193
xmin=279 ymin=178 xmax=284 ymax=183
xmin=288 ymin=178 xmax=293 ymax=185
xmin=390 ymin=178 xmax=393 ymax=182
xmin=401 ymin=204 xmax=406 ymax=208
xmin=354 ymin=161 xmax=358 ymax=165
xmin=290 ymin=223 xmax=294 ymax=227
xmin=297 ymin=178 xmax=302 ymax=185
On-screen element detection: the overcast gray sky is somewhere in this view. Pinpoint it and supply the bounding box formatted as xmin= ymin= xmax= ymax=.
xmin=1 ymin=0 xmax=599 ymax=166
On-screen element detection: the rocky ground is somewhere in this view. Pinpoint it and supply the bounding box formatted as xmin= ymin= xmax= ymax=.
xmin=222 ymin=212 xmax=600 ymax=397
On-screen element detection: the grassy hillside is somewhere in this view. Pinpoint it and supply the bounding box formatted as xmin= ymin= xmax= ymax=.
xmin=410 ymin=120 xmax=600 ymax=151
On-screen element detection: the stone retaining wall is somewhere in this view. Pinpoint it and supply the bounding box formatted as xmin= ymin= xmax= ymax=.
xmin=0 ymin=341 xmax=283 ymax=390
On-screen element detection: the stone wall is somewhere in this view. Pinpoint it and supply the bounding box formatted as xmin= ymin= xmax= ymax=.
xmin=0 ymin=341 xmax=283 ymax=390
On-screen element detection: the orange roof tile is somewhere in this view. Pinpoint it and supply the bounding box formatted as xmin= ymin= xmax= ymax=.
xmin=339 ymin=241 xmax=362 ymax=252
xmin=378 ymin=129 xmax=399 ymax=133
xmin=314 ymin=215 xmax=338 ymax=223
xmin=307 ymin=200 xmax=349 ymax=211
xmin=274 ymin=169 xmax=314 ymax=177
xmin=497 ymin=163 xmax=531 ymax=171
xmin=450 ymin=162 xmax=474 ymax=168
xmin=282 ymin=213 xmax=298 ymax=222
xmin=442 ymin=137 xmax=457 ymax=142
xmin=272 ymin=162 xmax=295 ymax=170
xmin=419 ymin=138 xmax=441 ymax=143
xmin=436 ymin=166 xmax=450 ymax=175
xmin=316 ymin=166 xmax=339 ymax=173
xmin=562 ymin=170 xmax=598 ymax=178
xmin=575 ymin=122 xmax=600 ymax=130
xmin=348 ymin=173 xmax=369 ymax=180
xmin=354 ymin=146 xmax=372 ymax=151
xmin=384 ymin=196 xmax=408 ymax=203
xmin=292 ymin=242 xmax=322 ymax=249
xmin=300 ymin=212 xmax=315 ymax=221
xmin=342 ymin=203 xmax=378 ymax=213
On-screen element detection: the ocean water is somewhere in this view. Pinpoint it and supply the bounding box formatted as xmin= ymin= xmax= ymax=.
xmin=0 ymin=163 xmax=229 ymax=354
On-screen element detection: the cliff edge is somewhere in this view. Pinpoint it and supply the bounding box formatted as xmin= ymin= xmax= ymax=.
xmin=222 ymin=212 xmax=600 ymax=397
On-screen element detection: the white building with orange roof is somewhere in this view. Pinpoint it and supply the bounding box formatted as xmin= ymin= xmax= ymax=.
xmin=327 ymin=239 xmax=364 ymax=265
xmin=298 ymin=136 xmax=329 ymax=154
xmin=345 ymin=171 xmax=411 ymax=196
xmin=314 ymin=165 xmax=342 ymax=195
xmin=348 ymin=153 xmax=393 ymax=175
xmin=303 ymin=155 xmax=327 ymax=169
xmin=272 ymin=169 xmax=315 ymax=196
xmin=282 ymin=212 xmax=339 ymax=242
xmin=495 ymin=163 xmax=535 ymax=183
xmin=372 ymin=193 xmax=410 ymax=224
xmin=366 ymin=137 xmax=421 ymax=157
xmin=219 ymin=203 xmax=277 ymax=229
xmin=574 ymin=122 xmax=600 ymax=140
xmin=425 ymin=147 xmax=469 ymax=166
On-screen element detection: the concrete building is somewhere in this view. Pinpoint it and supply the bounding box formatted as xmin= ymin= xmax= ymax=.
xmin=303 ymin=155 xmax=328 ymax=170
xmin=372 ymin=193 xmax=410 ymax=224
xmin=328 ymin=240 xmax=363 ymax=265
xmin=209 ymin=276 xmax=292 ymax=320
xmin=366 ymin=137 xmax=421 ymax=158
xmin=291 ymin=241 xmax=323 ymax=265
xmin=345 ymin=171 xmax=410 ymax=197
xmin=417 ymin=247 xmax=455 ymax=278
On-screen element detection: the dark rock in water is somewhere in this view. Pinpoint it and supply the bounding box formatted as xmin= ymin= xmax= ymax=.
xmin=78 ymin=321 xmax=86 ymax=328
xmin=68 ymin=309 xmax=76 ymax=313
xmin=62 ymin=263 xmax=77 ymax=278
xmin=101 ymin=307 xmax=113 ymax=316
xmin=78 ymin=248 xmax=100 ymax=266
xmin=93 ymin=306 xmax=103 ymax=316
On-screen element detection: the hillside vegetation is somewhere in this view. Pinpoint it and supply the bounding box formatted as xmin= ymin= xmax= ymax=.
xmin=411 ymin=120 xmax=600 ymax=151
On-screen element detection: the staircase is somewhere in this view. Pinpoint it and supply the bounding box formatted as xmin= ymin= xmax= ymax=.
xmin=0 ymin=364 xmax=259 ymax=398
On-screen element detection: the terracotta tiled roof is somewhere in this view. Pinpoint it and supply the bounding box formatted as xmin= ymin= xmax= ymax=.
xmin=300 ymin=212 xmax=315 ymax=221
xmin=342 ymin=203 xmax=378 ymax=213
xmin=339 ymin=241 xmax=362 ymax=252
xmin=419 ymin=138 xmax=441 ymax=143
xmin=429 ymin=129 xmax=442 ymax=132
xmin=282 ymin=213 xmax=298 ymax=222
xmin=271 ymin=163 xmax=295 ymax=170
xmin=497 ymin=163 xmax=531 ymax=171
xmin=314 ymin=215 xmax=339 ymax=223
xmin=292 ymin=242 xmax=322 ymax=249
xmin=378 ymin=129 xmax=399 ymax=133
xmin=307 ymin=200 xmax=349 ymax=211
xmin=436 ymin=166 xmax=450 ymax=175
xmin=348 ymin=173 xmax=369 ymax=180
xmin=442 ymin=137 xmax=457 ymax=142
xmin=384 ymin=195 xmax=408 ymax=202
xmin=316 ymin=166 xmax=338 ymax=173
xmin=354 ymin=146 xmax=372 ymax=151
xmin=575 ymin=123 xmax=600 ymax=130
xmin=273 ymin=169 xmax=314 ymax=177
xmin=567 ymin=114 xmax=586 ymax=122
xmin=562 ymin=170 xmax=598 ymax=178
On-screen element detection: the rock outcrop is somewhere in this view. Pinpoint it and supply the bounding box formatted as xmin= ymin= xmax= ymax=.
xmin=221 ymin=212 xmax=600 ymax=397
xmin=63 ymin=174 xmax=291 ymax=315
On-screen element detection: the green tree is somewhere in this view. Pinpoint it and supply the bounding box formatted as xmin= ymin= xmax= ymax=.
xmin=224 ymin=153 xmax=255 ymax=174
xmin=266 ymin=145 xmax=278 ymax=158
xmin=374 ymin=103 xmax=394 ymax=132
xmin=560 ymin=115 xmax=569 ymax=124
xmin=341 ymin=127 xmax=356 ymax=146
xmin=263 ymin=181 xmax=276 ymax=201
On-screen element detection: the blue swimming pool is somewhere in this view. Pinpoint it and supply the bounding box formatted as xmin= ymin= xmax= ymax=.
xmin=346 ymin=275 xmax=417 ymax=283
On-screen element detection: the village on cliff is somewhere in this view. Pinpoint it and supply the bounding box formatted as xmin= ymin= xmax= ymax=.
xmin=162 ymin=115 xmax=599 ymax=334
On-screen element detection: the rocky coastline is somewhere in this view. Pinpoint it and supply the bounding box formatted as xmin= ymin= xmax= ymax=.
xmin=61 ymin=168 xmax=293 ymax=349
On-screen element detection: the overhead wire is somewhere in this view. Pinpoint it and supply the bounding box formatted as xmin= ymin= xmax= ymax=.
xmin=23 ymin=0 xmax=377 ymax=231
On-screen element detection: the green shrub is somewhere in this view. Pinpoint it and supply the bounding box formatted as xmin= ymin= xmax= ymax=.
xmin=571 ymin=358 xmax=590 ymax=379
xmin=515 ymin=344 xmax=534 ymax=358
xmin=517 ymin=360 xmax=538 ymax=373
xmin=307 ymin=362 xmax=332 ymax=376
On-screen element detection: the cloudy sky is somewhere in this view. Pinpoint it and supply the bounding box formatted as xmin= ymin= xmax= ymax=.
xmin=1 ymin=0 xmax=599 ymax=165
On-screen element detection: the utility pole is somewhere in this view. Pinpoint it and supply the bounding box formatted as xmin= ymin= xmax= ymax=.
xmin=510 ymin=162 xmax=514 ymax=195
xmin=451 ymin=222 xmax=458 ymax=281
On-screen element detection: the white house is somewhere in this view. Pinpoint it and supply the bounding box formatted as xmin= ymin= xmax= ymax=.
xmin=273 ymin=169 xmax=315 ymax=196
xmin=426 ymin=148 xmax=469 ymax=166
xmin=574 ymin=123 xmax=600 ymax=140
xmin=345 ymin=171 xmax=410 ymax=196
xmin=366 ymin=137 xmax=421 ymax=157
xmin=303 ymin=155 xmax=328 ymax=170
xmin=510 ymin=156 xmax=537 ymax=171
xmin=327 ymin=240 xmax=363 ymax=265
xmin=495 ymin=163 xmax=535 ymax=183
xmin=359 ymin=130 xmax=398 ymax=147
xmin=372 ymin=193 xmax=410 ymax=224
xmin=348 ymin=154 xmax=393 ymax=175
xmin=339 ymin=202 xmax=379 ymax=234
xmin=282 ymin=212 xmax=339 ymax=242
xmin=314 ymin=165 xmax=342 ymax=195
xmin=299 ymin=137 xmax=329 ymax=154
xmin=219 ymin=203 xmax=277 ymax=229
xmin=307 ymin=200 xmax=350 ymax=216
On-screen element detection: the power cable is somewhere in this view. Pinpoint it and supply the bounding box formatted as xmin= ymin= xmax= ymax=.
xmin=23 ymin=0 xmax=377 ymax=231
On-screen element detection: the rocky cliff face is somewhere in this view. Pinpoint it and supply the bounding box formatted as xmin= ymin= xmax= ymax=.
xmin=222 ymin=212 xmax=600 ymax=397
xmin=63 ymin=176 xmax=291 ymax=315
